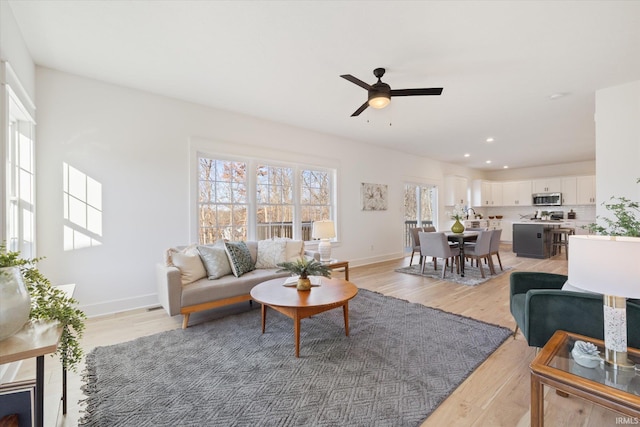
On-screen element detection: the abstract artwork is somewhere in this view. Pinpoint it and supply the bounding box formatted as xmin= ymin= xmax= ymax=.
xmin=361 ymin=182 xmax=388 ymax=211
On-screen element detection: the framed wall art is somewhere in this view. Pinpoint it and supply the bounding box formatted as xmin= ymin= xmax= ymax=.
xmin=0 ymin=380 xmax=35 ymax=427
xmin=361 ymin=182 xmax=388 ymax=211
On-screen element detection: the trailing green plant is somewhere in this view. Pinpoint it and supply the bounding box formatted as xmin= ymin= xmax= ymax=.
xmin=1 ymin=243 xmax=86 ymax=371
xmin=587 ymin=178 xmax=640 ymax=237
xmin=276 ymin=257 xmax=331 ymax=279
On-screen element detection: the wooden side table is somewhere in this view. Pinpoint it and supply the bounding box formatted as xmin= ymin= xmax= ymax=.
xmin=0 ymin=320 xmax=62 ymax=427
xmin=530 ymin=330 xmax=640 ymax=426
xmin=321 ymin=259 xmax=349 ymax=281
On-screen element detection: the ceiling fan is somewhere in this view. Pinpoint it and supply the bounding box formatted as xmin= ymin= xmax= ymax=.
xmin=340 ymin=68 xmax=443 ymax=117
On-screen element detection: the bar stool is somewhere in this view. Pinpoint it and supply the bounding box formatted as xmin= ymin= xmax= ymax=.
xmin=550 ymin=227 xmax=575 ymax=259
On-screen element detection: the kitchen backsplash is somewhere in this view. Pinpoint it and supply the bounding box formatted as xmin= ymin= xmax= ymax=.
xmin=475 ymin=205 xmax=596 ymax=223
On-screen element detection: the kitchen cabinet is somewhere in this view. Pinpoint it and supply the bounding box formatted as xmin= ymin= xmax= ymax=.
xmin=576 ymin=175 xmax=596 ymax=204
xmin=561 ymin=177 xmax=577 ymax=205
xmin=502 ymin=180 xmax=532 ymax=206
xmin=445 ymin=176 xmax=468 ymax=206
xmin=532 ymin=178 xmax=562 ymax=193
xmin=472 ymin=180 xmax=503 ymax=207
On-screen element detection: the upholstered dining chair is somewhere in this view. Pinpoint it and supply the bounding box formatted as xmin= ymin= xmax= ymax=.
xmin=463 ymin=230 xmax=494 ymax=278
xmin=409 ymin=226 xmax=436 ymax=266
xmin=488 ymin=228 xmax=503 ymax=272
xmin=419 ymin=232 xmax=460 ymax=279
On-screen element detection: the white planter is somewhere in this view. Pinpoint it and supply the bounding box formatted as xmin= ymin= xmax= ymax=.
xmin=0 ymin=267 xmax=31 ymax=340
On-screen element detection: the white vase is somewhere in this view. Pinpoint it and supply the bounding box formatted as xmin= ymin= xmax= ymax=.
xmin=0 ymin=266 xmax=31 ymax=340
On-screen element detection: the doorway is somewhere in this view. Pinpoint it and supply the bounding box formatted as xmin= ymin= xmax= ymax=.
xmin=403 ymin=183 xmax=437 ymax=251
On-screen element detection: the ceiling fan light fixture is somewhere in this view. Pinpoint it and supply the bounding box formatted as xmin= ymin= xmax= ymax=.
xmin=368 ymin=95 xmax=390 ymax=109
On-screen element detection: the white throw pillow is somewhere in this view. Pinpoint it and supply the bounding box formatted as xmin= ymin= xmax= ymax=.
xmin=167 ymin=246 xmax=207 ymax=285
xmin=197 ymin=242 xmax=233 ymax=279
xmin=276 ymin=238 xmax=305 ymax=262
xmin=255 ymin=239 xmax=287 ymax=269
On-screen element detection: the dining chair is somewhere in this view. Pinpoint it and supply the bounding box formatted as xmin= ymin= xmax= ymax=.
xmin=489 ymin=228 xmax=503 ymax=272
xmin=419 ymin=232 xmax=460 ymax=279
xmin=463 ymin=230 xmax=494 ymax=278
xmin=410 ymin=226 xmax=436 ymax=266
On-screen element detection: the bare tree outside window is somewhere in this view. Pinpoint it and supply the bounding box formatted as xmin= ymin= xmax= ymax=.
xmin=256 ymin=164 xmax=294 ymax=239
xmin=199 ymin=158 xmax=248 ymax=243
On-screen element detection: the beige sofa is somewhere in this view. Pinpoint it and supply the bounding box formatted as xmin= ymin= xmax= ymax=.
xmin=157 ymin=239 xmax=319 ymax=328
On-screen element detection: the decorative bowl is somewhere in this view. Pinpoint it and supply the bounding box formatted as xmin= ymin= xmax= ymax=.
xmin=496 ymin=215 xmax=503 ymax=219
xmin=488 ymin=216 xmax=495 ymax=219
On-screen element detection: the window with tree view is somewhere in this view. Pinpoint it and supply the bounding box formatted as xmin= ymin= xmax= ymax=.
xmin=198 ymin=155 xmax=335 ymax=244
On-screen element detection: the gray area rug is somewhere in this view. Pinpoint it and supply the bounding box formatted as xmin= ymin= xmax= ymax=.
xmin=80 ymin=289 xmax=512 ymax=427
xmin=395 ymin=262 xmax=512 ymax=286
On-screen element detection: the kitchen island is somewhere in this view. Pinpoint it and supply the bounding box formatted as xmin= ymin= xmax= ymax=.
xmin=512 ymin=221 xmax=565 ymax=258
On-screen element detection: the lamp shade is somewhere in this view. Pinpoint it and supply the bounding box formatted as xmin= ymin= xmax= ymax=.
xmin=568 ymin=235 xmax=640 ymax=298
xmin=312 ymin=220 xmax=336 ymax=240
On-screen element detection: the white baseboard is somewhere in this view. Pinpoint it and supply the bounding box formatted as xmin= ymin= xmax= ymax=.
xmin=348 ymin=252 xmax=404 ymax=268
xmin=80 ymin=293 xmax=159 ymax=318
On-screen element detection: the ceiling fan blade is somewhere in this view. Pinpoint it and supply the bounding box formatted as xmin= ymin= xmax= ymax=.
xmin=390 ymin=88 xmax=443 ymax=97
xmin=351 ymin=101 xmax=369 ymax=117
xmin=341 ymin=74 xmax=372 ymax=90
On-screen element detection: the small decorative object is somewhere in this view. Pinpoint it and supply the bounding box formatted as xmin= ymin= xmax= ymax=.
xmin=276 ymin=258 xmax=331 ymax=291
xmin=312 ymin=220 xmax=336 ymax=261
xmin=361 ymin=182 xmax=388 ymax=211
xmin=0 ymin=266 xmax=31 ymax=341
xmin=447 ymin=204 xmax=466 ymax=233
xmin=571 ymin=340 xmax=602 ymax=368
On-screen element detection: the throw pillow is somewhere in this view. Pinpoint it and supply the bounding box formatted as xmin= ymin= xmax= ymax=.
xmin=255 ymin=239 xmax=287 ymax=269
xmin=276 ymin=238 xmax=305 ymax=262
xmin=197 ymin=243 xmax=232 ymax=279
xmin=168 ymin=247 xmax=207 ymax=285
xmin=224 ymin=241 xmax=256 ymax=277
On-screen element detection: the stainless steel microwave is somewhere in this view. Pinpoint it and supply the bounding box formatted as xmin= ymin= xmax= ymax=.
xmin=532 ymin=192 xmax=562 ymax=206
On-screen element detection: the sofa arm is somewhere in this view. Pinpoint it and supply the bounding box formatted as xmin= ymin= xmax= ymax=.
xmin=156 ymin=263 xmax=182 ymax=316
xmin=510 ymin=271 xmax=567 ymax=296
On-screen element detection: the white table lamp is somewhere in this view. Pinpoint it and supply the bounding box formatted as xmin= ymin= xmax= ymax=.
xmin=312 ymin=220 xmax=336 ymax=261
xmin=568 ymin=235 xmax=640 ymax=370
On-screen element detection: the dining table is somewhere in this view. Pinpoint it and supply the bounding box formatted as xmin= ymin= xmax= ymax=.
xmin=444 ymin=231 xmax=479 ymax=277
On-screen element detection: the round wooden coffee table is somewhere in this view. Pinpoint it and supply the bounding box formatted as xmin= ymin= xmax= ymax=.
xmin=250 ymin=277 xmax=358 ymax=357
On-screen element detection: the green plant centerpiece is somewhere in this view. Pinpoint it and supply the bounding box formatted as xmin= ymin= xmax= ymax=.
xmin=0 ymin=243 xmax=86 ymax=371
xmin=587 ymin=178 xmax=640 ymax=237
xmin=276 ymin=257 xmax=332 ymax=291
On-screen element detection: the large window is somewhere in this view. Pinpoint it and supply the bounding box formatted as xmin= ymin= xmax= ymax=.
xmin=403 ymin=183 xmax=437 ymax=249
xmin=198 ymin=155 xmax=335 ymax=244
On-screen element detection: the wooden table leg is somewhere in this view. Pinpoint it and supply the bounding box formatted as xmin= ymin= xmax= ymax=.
xmin=261 ymin=304 xmax=266 ymax=334
xmin=344 ymin=265 xmax=349 ymax=281
xmin=343 ymin=303 xmax=350 ymax=336
xmin=531 ymin=375 xmax=544 ymax=427
xmin=294 ymin=313 xmax=301 ymax=358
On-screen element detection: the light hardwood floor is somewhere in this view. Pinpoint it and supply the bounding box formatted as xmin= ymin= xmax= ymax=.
xmin=13 ymin=244 xmax=622 ymax=426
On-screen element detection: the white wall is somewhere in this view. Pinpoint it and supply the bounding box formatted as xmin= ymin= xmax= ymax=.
xmin=35 ymin=67 xmax=477 ymax=316
xmin=595 ymin=80 xmax=640 ymax=220
xmin=484 ymin=160 xmax=595 ymax=181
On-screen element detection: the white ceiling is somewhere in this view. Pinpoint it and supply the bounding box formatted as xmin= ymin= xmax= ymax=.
xmin=7 ymin=1 xmax=640 ymax=170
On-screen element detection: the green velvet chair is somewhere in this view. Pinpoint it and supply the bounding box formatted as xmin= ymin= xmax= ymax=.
xmin=509 ymin=271 xmax=640 ymax=348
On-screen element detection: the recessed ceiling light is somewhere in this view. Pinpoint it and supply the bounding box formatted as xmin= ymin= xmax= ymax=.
xmin=503 ymin=165 xmax=509 ymax=169
xmin=464 ymin=153 xmax=470 ymax=157
xmin=549 ymin=92 xmax=569 ymax=100
xmin=486 ymin=137 xmax=494 ymax=143
xmin=485 ymin=160 xmax=492 ymax=164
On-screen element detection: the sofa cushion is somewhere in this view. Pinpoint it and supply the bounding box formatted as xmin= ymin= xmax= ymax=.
xmin=274 ymin=238 xmax=305 ymax=262
xmin=255 ymin=239 xmax=287 ymax=269
xmin=167 ymin=246 xmax=207 ymax=285
xmin=197 ymin=243 xmax=232 ymax=279
xmin=224 ymin=241 xmax=255 ymax=277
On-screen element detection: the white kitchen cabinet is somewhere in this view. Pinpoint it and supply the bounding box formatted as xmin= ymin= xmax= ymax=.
xmin=491 ymin=182 xmax=503 ymax=206
xmin=576 ymin=175 xmax=596 ymax=204
xmin=472 ymin=180 xmax=503 ymax=207
xmin=561 ymin=177 xmax=577 ymax=205
xmin=502 ymin=180 xmax=532 ymax=206
xmin=501 ymin=222 xmax=513 ymax=242
xmin=445 ymin=176 xmax=468 ymax=206
xmin=532 ymin=178 xmax=562 ymax=193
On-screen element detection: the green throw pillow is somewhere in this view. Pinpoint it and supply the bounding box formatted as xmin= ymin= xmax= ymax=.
xmin=224 ymin=241 xmax=255 ymax=277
